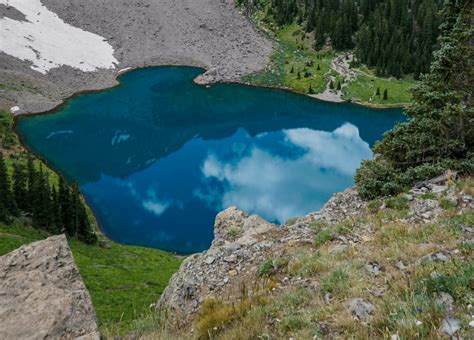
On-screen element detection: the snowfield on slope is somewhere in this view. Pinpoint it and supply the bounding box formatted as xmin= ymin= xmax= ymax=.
xmin=0 ymin=0 xmax=118 ymax=74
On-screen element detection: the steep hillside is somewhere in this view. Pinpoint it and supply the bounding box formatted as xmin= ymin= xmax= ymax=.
xmin=154 ymin=178 xmax=473 ymax=339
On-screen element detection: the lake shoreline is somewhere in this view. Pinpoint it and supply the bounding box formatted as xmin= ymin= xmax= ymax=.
xmin=12 ymin=65 xmax=406 ymax=124
xmin=15 ymin=66 xmax=403 ymax=253
xmin=1 ymin=0 xmax=273 ymax=114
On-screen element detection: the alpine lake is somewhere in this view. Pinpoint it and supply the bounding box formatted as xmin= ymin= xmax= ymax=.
xmin=17 ymin=67 xmax=403 ymax=254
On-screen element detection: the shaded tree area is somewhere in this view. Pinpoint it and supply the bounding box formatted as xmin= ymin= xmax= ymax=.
xmin=0 ymin=153 xmax=97 ymax=244
xmin=355 ymin=0 xmax=473 ymax=198
xmin=238 ymin=0 xmax=443 ymax=78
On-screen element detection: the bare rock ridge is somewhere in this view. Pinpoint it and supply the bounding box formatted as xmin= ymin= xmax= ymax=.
xmin=0 ymin=235 xmax=99 ymax=340
xmin=0 ymin=0 xmax=273 ymax=114
xmin=158 ymin=188 xmax=367 ymax=323
xmin=158 ymin=181 xmax=473 ymax=327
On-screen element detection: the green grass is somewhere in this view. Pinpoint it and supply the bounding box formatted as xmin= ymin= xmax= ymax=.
xmin=313 ymin=229 xmax=332 ymax=247
xmin=0 ymin=221 xmax=182 ymax=335
xmin=342 ymin=67 xmax=413 ymax=106
xmin=243 ymin=24 xmax=333 ymax=94
xmin=0 ymin=221 xmax=49 ymax=255
xmin=240 ymin=15 xmax=415 ymax=107
xmin=0 ymin=111 xmax=18 ymax=148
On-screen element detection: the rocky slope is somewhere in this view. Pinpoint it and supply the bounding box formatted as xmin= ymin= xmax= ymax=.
xmin=0 ymin=0 xmax=272 ymax=114
xmin=157 ymin=178 xmax=473 ymax=338
xmin=158 ymin=189 xmax=366 ymax=320
xmin=0 ymin=235 xmax=99 ymax=339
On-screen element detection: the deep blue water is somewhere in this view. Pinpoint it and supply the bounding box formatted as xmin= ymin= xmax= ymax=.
xmin=17 ymin=67 xmax=403 ymax=254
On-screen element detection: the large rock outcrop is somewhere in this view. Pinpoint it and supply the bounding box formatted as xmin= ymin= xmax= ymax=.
xmin=157 ymin=182 xmax=473 ymax=327
xmin=0 ymin=235 xmax=99 ymax=339
xmin=157 ymin=188 xmax=366 ymax=324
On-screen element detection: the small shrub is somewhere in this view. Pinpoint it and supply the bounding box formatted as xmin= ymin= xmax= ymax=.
xmin=385 ymin=195 xmax=409 ymax=210
xmin=309 ymin=220 xmax=328 ymax=231
xmin=419 ymin=262 xmax=474 ymax=302
xmin=320 ymin=268 xmax=350 ymax=297
xmin=297 ymin=251 xmax=330 ymax=276
xmin=229 ymin=226 xmax=241 ymax=240
xmin=313 ymin=229 xmax=332 ymax=247
xmin=257 ymin=260 xmax=274 ymax=277
xmin=421 ymin=192 xmax=437 ymax=200
xmin=439 ymin=197 xmax=457 ymax=210
xmin=257 ymin=258 xmax=287 ymax=277
xmin=335 ymin=222 xmax=353 ymax=235
xmin=286 ymin=217 xmax=297 ymax=226
xmin=367 ymin=199 xmax=382 ymax=213
xmin=196 ymin=298 xmax=250 ymax=339
xmin=280 ymin=313 xmax=311 ymax=333
xmin=355 ymin=159 xmax=403 ymax=199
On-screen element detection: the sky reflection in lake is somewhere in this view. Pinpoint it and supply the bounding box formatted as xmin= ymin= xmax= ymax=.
xmin=17 ymin=67 xmax=403 ymax=253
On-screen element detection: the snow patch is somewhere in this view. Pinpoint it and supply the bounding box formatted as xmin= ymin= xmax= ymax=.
xmin=0 ymin=0 xmax=118 ymax=74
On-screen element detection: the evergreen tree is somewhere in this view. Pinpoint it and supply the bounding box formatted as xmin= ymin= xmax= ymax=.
xmin=241 ymin=0 xmax=443 ymax=78
xmin=13 ymin=163 xmax=28 ymax=211
xmin=376 ymin=87 xmax=380 ymax=96
xmin=58 ymin=176 xmax=73 ymax=236
xmin=337 ymin=81 xmax=342 ymax=91
xmin=329 ymin=80 xmax=334 ymax=90
xmin=71 ymin=183 xmax=97 ymax=244
xmin=383 ymin=89 xmax=388 ymax=100
xmin=0 ymin=152 xmax=18 ymax=219
xmin=33 ymin=165 xmax=52 ymax=228
xmin=297 ymin=71 xmax=301 ymax=79
xmin=356 ymin=0 xmax=473 ymax=198
xmin=290 ymin=65 xmax=294 ymax=73
xmin=26 ymin=155 xmax=36 ymax=213
xmin=49 ymin=185 xmax=61 ymax=234
xmin=308 ymin=84 xmax=315 ymax=94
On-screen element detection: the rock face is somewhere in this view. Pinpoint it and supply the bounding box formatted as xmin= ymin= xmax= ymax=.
xmin=0 ymin=235 xmax=99 ymax=339
xmin=158 ymin=188 xmax=367 ymax=323
xmin=158 ymin=181 xmax=474 ymax=327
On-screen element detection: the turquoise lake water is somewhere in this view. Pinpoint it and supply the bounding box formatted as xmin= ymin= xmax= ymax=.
xmin=17 ymin=67 xmax=403 ymax=254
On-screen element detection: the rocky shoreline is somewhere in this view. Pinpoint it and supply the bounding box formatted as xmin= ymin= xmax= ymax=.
xmin=0 ymin=0 xmax=272 ymax=114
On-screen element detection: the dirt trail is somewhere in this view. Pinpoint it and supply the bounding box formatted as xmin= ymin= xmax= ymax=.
xmin=311 ymin=53 xmax=355 ymax=103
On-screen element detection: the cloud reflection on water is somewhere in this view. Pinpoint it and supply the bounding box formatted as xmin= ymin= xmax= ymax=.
xmin=197 ymin=123 xmax=372 ymax=222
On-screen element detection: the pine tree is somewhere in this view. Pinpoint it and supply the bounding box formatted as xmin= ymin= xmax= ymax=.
xmin=49 ymin=185 xmax=61 ymax=234
xmin=71 ymin=183 xmax=97 ymax=244
xmin=356 ymin=0 xmax=473 ymax=198
xmin=26 ymin=155 xmax=36 ymax=213
xmin=317 ymin=64 xmax=321 ymax=71
xmin=297 ymin=71 xmax=301 ymax=80
xmin=13 ymin=163 xmax=28 ymax=211
xmin=376 ymin=87 xmax=381 ymax=96
xmin=0 ymin=152 xmax=18 ymax=219
xmin=240 ymin=0 xmax=442 ymax=78
xmin=308 ymin=84 xmax=315 ymax=94
xmin=337 ymin=81 xmax=341 ymax=91
xmin=290 ymin=65 xmax=294 ymax=73
xmin=58 ymin=176 xmax=73 ymax=236
xmin=329 ymin=80 xmax=334 ymax=90
xmin=33 ymin=165 xmax=52 ymax=228
xmin=383 ymin=89 xmax=388 ymax=100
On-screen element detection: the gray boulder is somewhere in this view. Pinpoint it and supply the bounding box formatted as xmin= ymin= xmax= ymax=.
xmin=0 ymin=235 xmax=99 ymax=339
